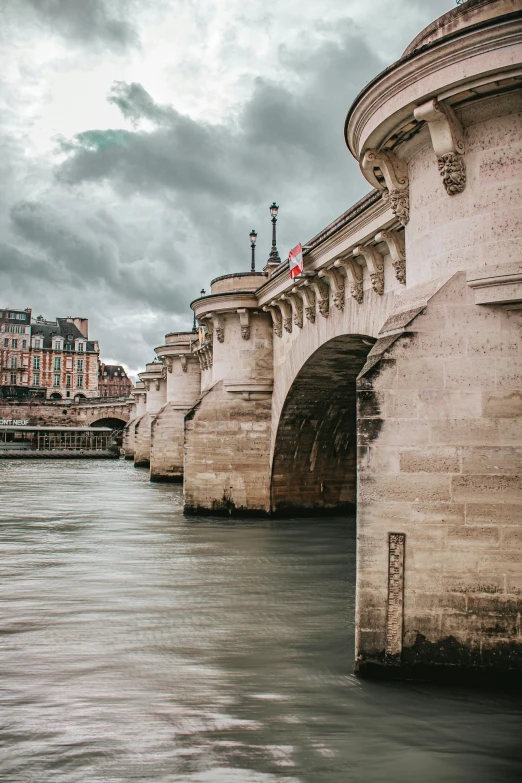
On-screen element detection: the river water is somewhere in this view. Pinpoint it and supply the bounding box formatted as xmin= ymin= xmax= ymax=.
xmin=1 ymin=460 xmax=521 ymax=783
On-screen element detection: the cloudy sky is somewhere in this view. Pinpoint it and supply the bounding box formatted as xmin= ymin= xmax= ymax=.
xmin=0 ymin=0 xmax=451 ymax=376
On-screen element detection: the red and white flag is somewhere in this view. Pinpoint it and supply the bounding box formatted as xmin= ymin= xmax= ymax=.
xmin=289 ymin=243 xmax=303 ymax=279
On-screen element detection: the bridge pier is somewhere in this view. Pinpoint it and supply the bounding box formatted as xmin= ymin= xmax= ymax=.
xmin=185 ymin=276 xmax=273 ymax=515
xmin=151 ymin=333 xmax=200 ymax=482
xmin=134 ymin=363 xmax=166 ymax=467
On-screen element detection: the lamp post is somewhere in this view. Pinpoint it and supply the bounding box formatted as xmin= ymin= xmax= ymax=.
xmin=249 ymin=229 xmax=257 ymax=272
xmin=267 ymin=202 xmax=281 ymax=264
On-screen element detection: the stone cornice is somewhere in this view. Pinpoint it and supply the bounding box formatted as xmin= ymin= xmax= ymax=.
xmin=255 ymin=194 xmax=394 ymax=306
xmin=346 ymin=12 xmax=522 ymax=158
xmin=467 ymin=261 xmax=522 ymax=304
xmin=191 ymin=291 xmax=259 ymax=320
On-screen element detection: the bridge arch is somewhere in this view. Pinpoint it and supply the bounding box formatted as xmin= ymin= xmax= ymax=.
xmin=270 ymin=334 xmax=374 ymax=516
xmin=90 ymin=417 xmax=127 ymax=429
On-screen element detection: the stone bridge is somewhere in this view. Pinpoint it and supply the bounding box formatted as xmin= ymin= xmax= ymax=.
xmin=72 ymin=398 xmax=133 ymax=428
xmin=0 ymin=397 xmax=134 ymax=429
xmin=125 ymin=0 xmax=522 ymax=682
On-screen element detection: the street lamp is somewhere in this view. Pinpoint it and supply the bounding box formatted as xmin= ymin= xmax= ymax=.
xmin=267 ymin=202 xmax=281 ymax=264
xmin=249 ymin=229 xmax=257 ymax=272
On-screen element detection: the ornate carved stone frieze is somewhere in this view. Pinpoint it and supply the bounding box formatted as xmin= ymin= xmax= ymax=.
xmin=262 ymin=305 xmax=283 ymax=338
xmin=413 ymin=99 xmax=466 ymax=196
xmin=353 ymin=245 xmax=385 ymax=296
xmin=334 ymin=257 xmax=364 ymax=304
xmin=298 ymin=281 xmax=316 ymax=323
xmin=375 ymin=229 xmax=406 ymax=285
xmin=284 ymin=291 xmax=303 ymax=329
xmin=319 ymin=267 xmax=345 ymax=312
xmin=311 ymin=277 xmax=330 ymax=318
xmin=361 ymin=149 xmax=409 ymax=225
xmin=237 ymin=308 xmax=251 ymax=340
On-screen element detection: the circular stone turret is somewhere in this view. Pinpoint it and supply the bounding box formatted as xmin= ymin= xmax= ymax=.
xmin=345 ymin=0 xmax=522 ymax=287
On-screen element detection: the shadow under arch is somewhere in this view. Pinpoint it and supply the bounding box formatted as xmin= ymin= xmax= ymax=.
xmin=271 ymin=334 xmax=374 ymax=516
xmin=90 ymin=417 xmax=128 ymax=429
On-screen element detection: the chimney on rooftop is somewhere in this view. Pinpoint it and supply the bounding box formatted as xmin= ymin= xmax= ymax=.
xmin=65 ymin=317 xmax=89 ymax=338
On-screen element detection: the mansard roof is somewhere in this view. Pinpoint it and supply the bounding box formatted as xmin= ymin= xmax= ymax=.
xmin=30 ymin=319 xmax=96 ymax=351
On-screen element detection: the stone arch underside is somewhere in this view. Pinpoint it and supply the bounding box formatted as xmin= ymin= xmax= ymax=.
xmin=90 ymin=416 xmax=128 ymax=429
xmin=271 ymin=334 xmax=373 ymax=515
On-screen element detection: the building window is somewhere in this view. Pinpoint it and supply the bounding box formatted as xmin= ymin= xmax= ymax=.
xmin=10 ymin=357 xmax=17 ymax=369
xmin=77 ymin=375 xmax=83 ymax=388
xmin=53 ymin=374 xmax=60 ymax=387
xmin=77 ymin=359 xmax=83 ymax=371
xmin=33 ymin=356 xmax=40 ymax=370
xmin=22 ymin=339 xmax=27 ymax=348
xmin=12 ymin=339 xmax=17 ymax=348
xmin=33 ymin=340 xmax=41 ymax=349
xmin=3 ymin=338 xmax=7 ymax=348
xmin=65 ymin=343 xmax=72 ymax=351
xmin=77 ymin=343 xmax=84 ymax=352
xmin=10 ymin=372 xmax=17 ymax=384
xmin=33 ymin=373 xmax=40 ymax=386
xmin=54 ymin=357 xmax=61 ymax=371
xmin=66 ymin=374 xmax=71 ymax=388
xmin=53 ymin=342 xmax=62 ymax=351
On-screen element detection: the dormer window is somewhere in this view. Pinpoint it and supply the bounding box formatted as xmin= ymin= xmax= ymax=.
xmin=77 ymin=342 xmax=85 ymax=352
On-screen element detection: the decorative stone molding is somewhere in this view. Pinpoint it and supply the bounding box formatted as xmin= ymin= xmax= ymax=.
xmin=297 ymin=281 xmax=316 ymax=323
xmin=354 ymin=245 xmax=385 ymax=296
xmin=311 ymin=277 xmax=330 ymax=318
xmin=334 ymin=257 xmax=364 ymax=304
xmin=467 ymin=261 xmax=522 ymax=306
xmin=413 ymin=99 xmax=466 ymax=195
xmin=274 ymin=298 xmax=293 ymax=333
xmin=361 ymin=150 xmax=409 ymax=225
xmin=375 ymin=230 xmax=406 ymax=285
xmin=163 ymin=357 xmax=173 ymax=373
xmin=319 ymin=267 xmax=345 ymax=312
xmin=179 ymin=354 xmax=188 ymax=373
xmin=224 ymin=380 xmax=273 ymax=401
xmin=237 ymin=308 xmax=251 ymax=340
xmin=262 ymin=305 xmax=283 ymax=338
xmin=153 ymin=378 xmax=161 ymax=391
xmin=283 ymin=292 xmax=303 ymax=329
xmin=195 ymin=341 xmax=213 ymax=371
xmin=213 ymin=313 xmax=225 ymax=343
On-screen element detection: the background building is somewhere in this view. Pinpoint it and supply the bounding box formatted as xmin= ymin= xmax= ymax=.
xmin=0 ymin=307 xmax=130 ymax=401
xmin=98 ymin=363 xmax=133 ymax=398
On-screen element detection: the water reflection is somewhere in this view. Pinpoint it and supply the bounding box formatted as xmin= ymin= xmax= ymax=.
xmin=0 ymin=459 xmax=521 ymax=782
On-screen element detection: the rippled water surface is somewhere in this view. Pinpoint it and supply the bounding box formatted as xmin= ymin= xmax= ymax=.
xmin=1 ymin=460 xmax=522 ymax=782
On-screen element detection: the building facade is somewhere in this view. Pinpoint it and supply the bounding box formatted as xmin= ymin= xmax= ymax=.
xmin=98 ymin=364 xmax=133 ymax=398
xmin=1 ymin=308 xmax=99 ymax=400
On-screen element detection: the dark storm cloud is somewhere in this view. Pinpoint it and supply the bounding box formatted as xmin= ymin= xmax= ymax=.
xmin=20 ymin=0 xmax=139 ymax=49
xmin=57 ymin=24 xmax=382 ymax=257
xmin=8 ymin=199 xmax=192 ymax=314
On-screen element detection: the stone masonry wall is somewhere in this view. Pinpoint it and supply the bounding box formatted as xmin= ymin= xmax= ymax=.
xmin=134 ymin=413 xmax=154 ymax=468
xmin=356 ymin=272 xmax=522 ymax=677
xmin=150 ymin=403 xmax=188 ymax=481
xmin=184 ymin=382 xmax=272 ymax=515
